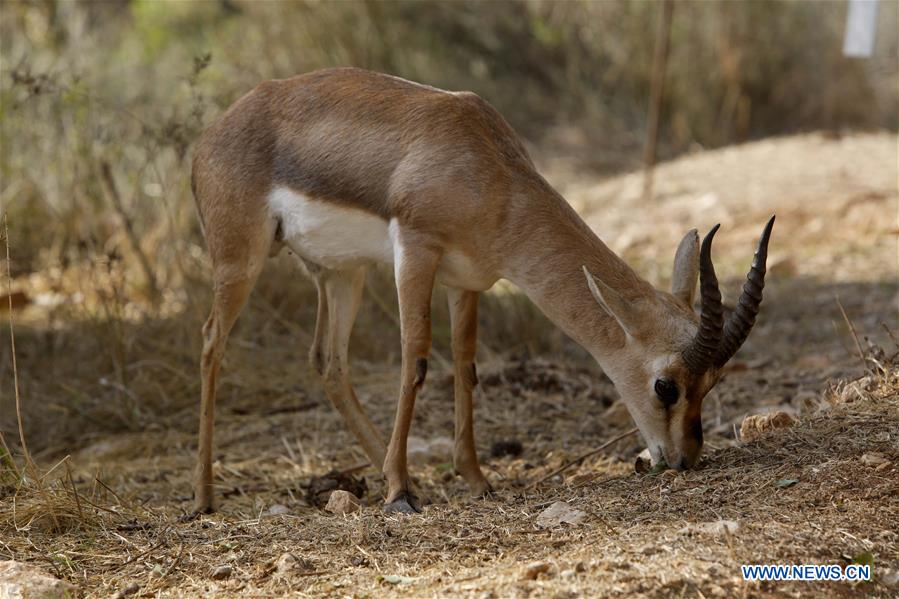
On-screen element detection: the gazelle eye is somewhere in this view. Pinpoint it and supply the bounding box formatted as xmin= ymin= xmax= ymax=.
xmin=654 ymin=378 xmax=679 ymax=407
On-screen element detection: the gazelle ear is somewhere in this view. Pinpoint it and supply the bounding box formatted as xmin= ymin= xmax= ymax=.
xmin=582 ymin=266 xmax=643 ymax=338
xmin=672 ymin=229 xmax=700 ymax=307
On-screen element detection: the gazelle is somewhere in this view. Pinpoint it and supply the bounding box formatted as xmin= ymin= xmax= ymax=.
xmin=191 ymin=68 xmax=773 ymax=514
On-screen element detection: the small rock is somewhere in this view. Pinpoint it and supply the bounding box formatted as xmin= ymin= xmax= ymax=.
xmin=739 ymin=411 xmax=795 ymax=443
xmin=275 ymin=553 xmax=298 ymax=576
xmin=882 ymin=568 xmax=899 ymax=587
xmin=325 ymin=489 xmax=361 ymax=515
xmin=306 ymin=469 xmax=367 ymax=507
xmin=521 ymin=561 xmax=552 ymax=580
xmin=536 ymin=501 xmax=586 ymax=528
xmin=211 ymin=564 xmax=232 ymax=580
xmin=267 ymin=504 xmax=290 ymax=516
xmin=680 ymin=520 xmax=740 ymax=537
xmin=560 ymin=569 xmax=576 ymax=580
xmin=112 ymin=582 xmax=140 ymax=599
xmin=275 ymin=552 xmax=312 ymax=576
xmin=860 ymin=452 xmax=889 ymax=466
xmin=0 ymin=560 xmax=76 ymax=599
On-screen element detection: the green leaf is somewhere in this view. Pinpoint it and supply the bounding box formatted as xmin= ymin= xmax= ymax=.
xmin=852 ymin=552 xmax=874 ymax=567
xmin=775 ymin=479 xmax=799 ymax=488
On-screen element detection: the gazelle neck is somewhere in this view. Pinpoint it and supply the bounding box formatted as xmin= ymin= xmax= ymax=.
xmin=502 ymin=183 xmax=653 ymax=361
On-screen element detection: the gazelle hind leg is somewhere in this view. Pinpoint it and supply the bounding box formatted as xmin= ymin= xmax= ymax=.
xmin=308 ymin=272 xmax=329 ymax=375
xmin=383 ymin=238 xmax=440 ymax=513
xmin=318 ymin=266 xmax=388 ymax=471
xmin=446 ymin=287 xmax=492 ymax=496
xmin=194 ymin=270 xmax=265 ymax=514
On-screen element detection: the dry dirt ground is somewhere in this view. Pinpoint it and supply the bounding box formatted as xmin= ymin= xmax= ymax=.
xmin=2 ymin=132 xmax=898 ymax=597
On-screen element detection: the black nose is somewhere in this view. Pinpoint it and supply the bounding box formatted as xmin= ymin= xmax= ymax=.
xmin=675 ymin=458 xmax=688 ymax=471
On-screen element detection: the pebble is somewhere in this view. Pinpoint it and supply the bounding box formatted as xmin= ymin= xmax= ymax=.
xmin=325 ymin=489 xmax=361 ymax=515
xmin=275 ymin=552 xmax=312 ymax=576
xmin=267 ymin=504 xmax=290 ymax=516
xmin=536 ymin=501 xmax=587 ymax=528
xmin=860 ymin=452 xmax=888 ymax=466
xmin=882 ymin=568 xmax=899 ymax=587
xmin=211 ymin=564 xmax=232 ymax=580
xmin=0 ymin=560 xmax=76 ymax=598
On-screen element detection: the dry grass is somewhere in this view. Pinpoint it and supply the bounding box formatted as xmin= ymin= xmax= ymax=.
xmin=1 ymin=133 xmax=897 ymax=597
xmin=2 ymin=363 xmax=897 ymax=597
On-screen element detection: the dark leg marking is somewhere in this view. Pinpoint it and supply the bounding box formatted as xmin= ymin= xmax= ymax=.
xmin=414 ymin=357 xmax=428 ymax=389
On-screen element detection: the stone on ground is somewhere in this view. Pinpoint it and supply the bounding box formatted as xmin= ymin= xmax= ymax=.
xmin=326 ymin=489 xmax=361 ymax=515
xmin=536 ymin=501 xmax=586 ymax=528
xmin=0 ymin=560 xmax=76 ymax=599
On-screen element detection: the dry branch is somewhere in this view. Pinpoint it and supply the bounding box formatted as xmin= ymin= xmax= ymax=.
xmin=99 ymin=161 xmax=161 ymax=305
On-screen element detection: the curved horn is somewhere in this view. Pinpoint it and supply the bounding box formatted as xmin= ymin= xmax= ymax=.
xmin=682 ymin=224 xmax=724 ymax=374
xmin=714 ymin=215 xmax=775 ymax=368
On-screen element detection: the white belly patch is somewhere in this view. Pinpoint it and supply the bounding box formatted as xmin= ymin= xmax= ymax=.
xmin=267 ymin=186 xmax=498 ymax=290
xmin=267 ymin=187 xmax=393 ymax=270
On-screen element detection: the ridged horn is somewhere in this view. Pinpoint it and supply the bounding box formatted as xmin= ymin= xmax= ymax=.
xmin=682 ymin=225 xmax=724 ymax=374
xmin=713 ymin=215 xmax=775 ymax=368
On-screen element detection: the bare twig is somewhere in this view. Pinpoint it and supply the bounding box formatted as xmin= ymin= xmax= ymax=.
xmin=4 ymin=213 xmax=30 ymax=467
xmin=99 ymin=161 xmax=161 ymax=304
xmin=642 ymin=0 xmax=674 ymax=201
xmin=881 ymin=322 xmax=899 ymax=350
xmin=835 ymin=297 xmax=867 ymax=371
xmin=65 ymin=460 xmax=85 ymax=524
xmin=527 ymin=427 xmax=639 ymax=490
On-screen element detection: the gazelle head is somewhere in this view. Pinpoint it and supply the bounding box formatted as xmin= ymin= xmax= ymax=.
xmin=584 ymin=217 xmax=775 ymax=470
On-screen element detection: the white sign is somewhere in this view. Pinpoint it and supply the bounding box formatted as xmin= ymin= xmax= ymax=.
xmin=843 ymin=0 xmax=880 ymax=58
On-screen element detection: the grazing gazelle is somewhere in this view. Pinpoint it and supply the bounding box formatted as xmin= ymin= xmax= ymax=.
xmin=191 ymin=68 xmax=773 ymax=514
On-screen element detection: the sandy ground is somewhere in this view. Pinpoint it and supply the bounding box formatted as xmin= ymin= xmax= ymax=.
xmin=2 ymin=132 xmax=898 ymax=597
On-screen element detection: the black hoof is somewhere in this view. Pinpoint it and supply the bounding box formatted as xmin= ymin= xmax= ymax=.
xmin=384 ymin=493 xmax=421 ymax=514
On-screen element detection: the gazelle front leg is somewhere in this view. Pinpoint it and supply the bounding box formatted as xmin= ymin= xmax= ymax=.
xmin=383 ymin=237 xmax=440 ymax=513
xmin=446 ymin=288 xmax=492 ymax=496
